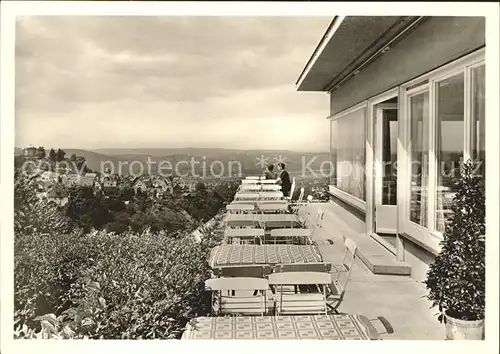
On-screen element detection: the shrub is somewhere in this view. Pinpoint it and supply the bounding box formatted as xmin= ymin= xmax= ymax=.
xmin=15 ymin=228 xmax=214 ymax=339
xmin=424 ymin=160 xmax=485 ymax=322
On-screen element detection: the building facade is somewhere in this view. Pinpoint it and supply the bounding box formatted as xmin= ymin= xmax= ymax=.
xmin=297 ymin=16 xmax=485 ymax=282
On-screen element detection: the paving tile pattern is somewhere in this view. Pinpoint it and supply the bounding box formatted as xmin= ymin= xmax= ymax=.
xmin=209 ymin=244 xmax=322 ymax=267
xmin=182 ymin=314 xmax=380 ymax=340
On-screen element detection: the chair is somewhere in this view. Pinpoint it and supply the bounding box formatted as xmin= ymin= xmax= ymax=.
xmin=224 ymin=228 xmax=264 ymax=245
xmin=269 ymin=272 xmax=331 ymax=315
xmin=274 ymin=262 xmax=331 ymax=293
xmin=290 ymin=187 xmax=305 ymax=214
xmin=205 ymin=277 xmax=270 ymax=316
xmin=327 ymin=238 xmax=357 ymax=314
xmin=300 ymin=209 xmax=324 ymax=238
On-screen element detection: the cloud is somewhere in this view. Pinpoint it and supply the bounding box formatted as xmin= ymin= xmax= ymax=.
xmin=15 ymin=16 xmax=332 ymax=151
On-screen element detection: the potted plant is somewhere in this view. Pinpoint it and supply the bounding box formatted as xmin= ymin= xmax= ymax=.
xmin=424 ymin=160 xmax=485 ymax=340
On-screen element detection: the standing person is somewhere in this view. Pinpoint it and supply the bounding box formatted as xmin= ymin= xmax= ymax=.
xmin=277 ymin=163 xmax=291 ymax=197
xmin=263 ymin=164 xmax=277 ymax=180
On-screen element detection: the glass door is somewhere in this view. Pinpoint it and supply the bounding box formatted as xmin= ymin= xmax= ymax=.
xmin=374 ymin=104 xmax=398 ymax=234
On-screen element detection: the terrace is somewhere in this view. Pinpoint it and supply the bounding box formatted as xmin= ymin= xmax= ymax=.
xmin=301 ymin=201 xmax=443 ymax=339
xmin=183 ymin=176 xmax=444 ymax=340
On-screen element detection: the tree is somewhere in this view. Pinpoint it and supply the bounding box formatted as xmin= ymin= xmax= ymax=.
xmin=49 ymin=149 xmax=57 ymax=162
xmin=69 ymin=154 xmax=77 ymax=162
xmin=74 ymin=156 xmax=88 ymax=173
xmin=424 ymin=161 xmax=485 ymax=322
xmin=36 ymin=147 xmax=46 ymax=160
xmin=195 ymin=181 xmax=206 ymax=192
xmin=56 ymin=149 xmax=66 ymax=162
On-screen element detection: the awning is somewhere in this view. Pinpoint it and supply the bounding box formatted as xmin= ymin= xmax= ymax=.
xmin=296 ymin=16 xmax=425 ymax=92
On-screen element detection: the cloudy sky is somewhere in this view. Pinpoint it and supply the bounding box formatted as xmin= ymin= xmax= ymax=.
xmin=15 ymin=16 xmax=331 ymax=152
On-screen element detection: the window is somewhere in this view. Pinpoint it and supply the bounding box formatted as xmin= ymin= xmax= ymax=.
xmin=435 ymin=73 xmax=465 ymax=233
xmin=471 ymin=65 xmax=485 ymax=181
xmin=330 ymin=119 xmax=337 ymax=186
xmin=382 ymin=109 xmax=398 ymax=205
xmin=409 ymin=92 xmax=430 ymax=227
xmin=330 ymin=107 xmax=366 ymax=201
xmin=403 ymin=50 xmax=485 ymax=250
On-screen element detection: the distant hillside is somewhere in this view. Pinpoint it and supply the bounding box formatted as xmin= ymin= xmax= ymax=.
xmin=63 ymin=149 xmax=122 ymax=173
xmin=93 ymin=148 xmax=330 ymax=177
xmin=17 ymin=147 xmax=331 ymax=177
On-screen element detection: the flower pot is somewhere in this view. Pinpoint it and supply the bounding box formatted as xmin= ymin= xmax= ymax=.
xmin=444 ymin=312 xmax=485 ymax=340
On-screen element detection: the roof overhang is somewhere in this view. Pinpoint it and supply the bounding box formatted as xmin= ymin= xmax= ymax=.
xmin=296 ymin=16 xmax=426 ymax=92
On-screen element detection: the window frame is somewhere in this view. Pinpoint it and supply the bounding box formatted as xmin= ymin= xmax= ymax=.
xmin=400 ymin=49 xmax=485 ymax=252
xmin=327 ymin=101 xmax=368 ymax=212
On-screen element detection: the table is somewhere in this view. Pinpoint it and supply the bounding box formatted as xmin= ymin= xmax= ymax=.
xmin=267 ymin=228 xmax=312 ymax=245
xmin=209 ymin=244 xmax=322 ymax=267
xmin=260 ymin=179 xmax=277 ymax=184
xmin=226 ymin=214 xmax=300 ymax=229
xmin=226 ymin=204 xmax=255 ymax=213
xmin=260 ymin=191 xmax=283 ymax=199
xmin=224 ymin=228 xmax=265 ymax=244
xmin=234 ymin=192 xmax=283 ymax=201
xmin=241 ymin=179 xmax=260 ymax=184
xmin=271 ymin=229 xmax=312 ymax=237
xmin=234 ymin=193 xmax=260 ymax=200
xmin=258 ymin=203 xmax=289 ymax=213
xmin=245 ymin=176 xmax=260 ymax=180
xmin=261 ymin=185 xmax=281 ymax=191
xmin=239 ymin=185 xmax=261 ymax=192
xmin=181 ymin=314 xmax=381 ymax=340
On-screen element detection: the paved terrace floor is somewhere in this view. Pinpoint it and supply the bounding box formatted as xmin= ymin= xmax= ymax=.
xmin=300 ymin=202 xmax=444 ymax=340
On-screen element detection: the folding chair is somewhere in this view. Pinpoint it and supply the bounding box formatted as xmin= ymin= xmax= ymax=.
xmin=205 ymin=277 xmax=270 ymax=316
xmin=290 ymin=187 xmax=305 ymax=214
xmin=269 ymin=272 xmax=331 ymax=315
xmin=327 ymin=237 xmax=357 ymax=314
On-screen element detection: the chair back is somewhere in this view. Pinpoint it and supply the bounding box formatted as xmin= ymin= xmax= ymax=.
xmin=308 ymin=209 xmax=325 ymax=238
xmin=332 ymin=237 xmax=357 ymax=296
xmin=297 ymin=188 xmax=305 ymax=203
xmin=268 ymin=271 xmax=331 ymax=286
xmin=206 ymin=277 xmax=269 ymax=291
xmin=274 ymin=262 xmax=332 ymax=273
xmin=287 ymin=177 xmax=296 ymax=200
xmin=269 ymin=271 xmax=330 ymax=316
xmin=214 ymin=265 xmax=272 ymax=278
xmin=205 ymin=277 xmax=269 ymax=316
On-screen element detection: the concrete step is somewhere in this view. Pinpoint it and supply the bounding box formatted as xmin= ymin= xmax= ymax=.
xmin=317 ymin=204 xmax=411 ymax=276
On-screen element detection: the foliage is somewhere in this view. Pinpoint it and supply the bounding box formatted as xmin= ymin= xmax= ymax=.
xmin=49 ymin=149 xmax=57 ymax=162
xmin=424 ymin=160 xmax=485 ymax=321
xmin=36 ymin=146 xmax=46 ymax=160
xmin=14 ymin=178 xmax=72 ymax=237
xmin=15 ymin=228 xmax=215 ymax=339
xmin=56 ymin=149 xmax=66 ymax=162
